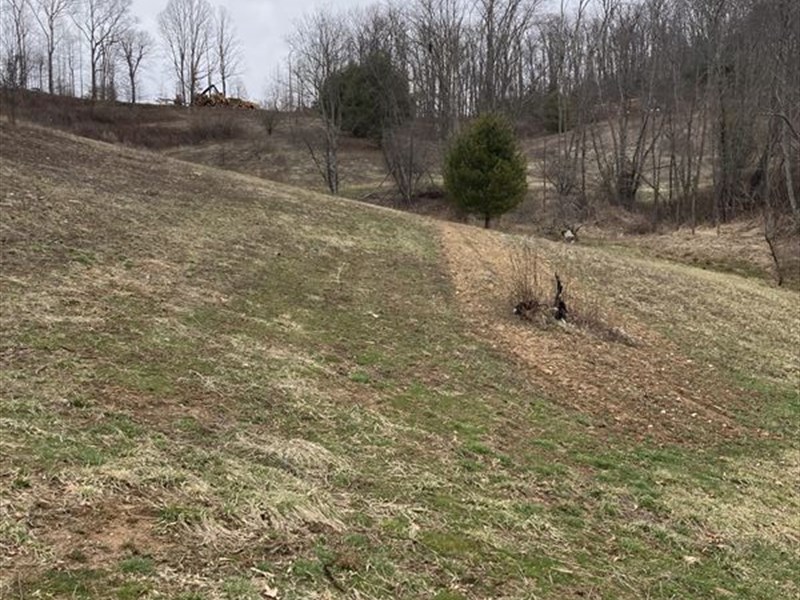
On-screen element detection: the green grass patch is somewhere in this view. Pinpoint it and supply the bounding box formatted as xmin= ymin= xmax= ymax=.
xmin=118 ymin=556 xmax=155 ymax=575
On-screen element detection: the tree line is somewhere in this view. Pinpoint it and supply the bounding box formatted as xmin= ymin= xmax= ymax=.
xmin=281 ymin=0 xmax=798 ymax=232
xmin=3 ymin=0 xmax=797 ymax=239
xmin=0 ymin=0 xmax=242 ymax=104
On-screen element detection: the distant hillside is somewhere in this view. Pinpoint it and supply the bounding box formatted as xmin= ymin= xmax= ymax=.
xmin=3 ymin=90 xmax=795 ymax=289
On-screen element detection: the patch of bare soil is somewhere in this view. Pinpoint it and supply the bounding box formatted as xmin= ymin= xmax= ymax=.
xmin=0 ymin=475 xmax=169 ymax=578
xmin=44 ymin=501 xmax=166 ymax=569
xmin=437 ymin=222 xmax=755 ymax=445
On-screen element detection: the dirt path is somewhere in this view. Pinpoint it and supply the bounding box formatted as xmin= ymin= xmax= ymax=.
xmin=437 ymin=221 xmax=753 ymax=445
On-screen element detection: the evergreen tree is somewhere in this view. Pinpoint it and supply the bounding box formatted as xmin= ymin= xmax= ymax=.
xmin=444 ymin=114 xmax=528 ymax=228
xmin=323 ymin=52 xmax=411 ymax=139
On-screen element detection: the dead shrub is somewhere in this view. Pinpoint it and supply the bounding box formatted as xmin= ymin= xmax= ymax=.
xmin=382 ymin=122 xmax=435 ymax=205
xmin=187 ymin=113 xmax=244 ymax=144
xmin=260 ymin=108 xmax=282 ymax=136
xmin=508 ymin=242 xmax=552 ymax=325
xmin=509 ymin=242 xmax=545 ymax=306
xmin=508 ymin=242 xmax=637 ymax=344
xmin=619 ymin=210 xmax=656 ymax=235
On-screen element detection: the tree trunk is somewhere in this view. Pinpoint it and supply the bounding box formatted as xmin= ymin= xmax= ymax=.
xmin=782 ymin=123 xmax=798 ymax=221
xmin=484 ymin=214 xmax=491 ymax=228
xmin=90 ymin=48 xmax=98 ymax=100
xmin=325 ymin=124 xmax=339 ymax=195
xmin=47 ymin=48 xmax=54 ymax=95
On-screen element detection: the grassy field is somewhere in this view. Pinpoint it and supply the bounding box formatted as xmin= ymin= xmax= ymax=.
xmin=4 ymin=92 xmax=789 ymax=285
xmin=1 ymin=121 xmax=798 ymax=599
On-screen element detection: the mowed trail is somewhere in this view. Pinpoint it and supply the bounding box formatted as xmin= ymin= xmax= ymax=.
xmin=437 ymin=221 xmax=775 ymax=445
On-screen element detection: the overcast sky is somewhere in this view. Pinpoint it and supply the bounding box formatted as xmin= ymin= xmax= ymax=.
xmin=131 ymin=0 xmax=372 ymax=101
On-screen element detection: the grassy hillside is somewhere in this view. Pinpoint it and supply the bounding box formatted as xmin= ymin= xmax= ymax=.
xmin=1 ymin=121 xmax=798 ymax=599
xmin=3 ymin=92 xmax=788 ymax=285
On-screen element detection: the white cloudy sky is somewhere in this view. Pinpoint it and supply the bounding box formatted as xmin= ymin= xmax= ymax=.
xmin=130 ymin=0 xmax=372 ymax=101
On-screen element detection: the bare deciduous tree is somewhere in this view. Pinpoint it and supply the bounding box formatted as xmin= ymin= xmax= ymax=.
xmin=475 ymin=0 xmax=539 ymax=114
xmin=259 ymin=75 xmax=284 ymax=136
xmin=119 ymin=27 xmax=149 ymax=103
xmin=0 ymin=15 xmax=24 ymax=123
xmin=585 ymin=0 xmax=666 ymax=212
xmin=2 ymin=0 xmax=32 ymax=89
xmin=72 ymin=0 xmax=130 ymax=100
xmin=539 ymin=0 xmax=592 ymax=224
xmin=382 ymin=122 xmax=434 ymax=205
xmin=158 ymin=0 xmax=212 ymax=105
xmin=213 ymin=5 xmax=240 ymax=97
xmin=409 ymin=0 xmax=466 ymax=138
xmin=289 ymin=8 xmax=351 ymax=194
xmin=27 ymin=0 xmax=71 ymax=94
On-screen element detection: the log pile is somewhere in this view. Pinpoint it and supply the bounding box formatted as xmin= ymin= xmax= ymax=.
xmin=193 ymin=84 xmax=256 ymax=110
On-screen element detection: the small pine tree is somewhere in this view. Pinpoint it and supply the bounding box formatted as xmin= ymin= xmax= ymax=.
xmin=443 ymin=114 xmax=528 ymax=228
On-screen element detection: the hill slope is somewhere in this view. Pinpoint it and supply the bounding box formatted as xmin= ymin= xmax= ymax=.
xmin=1 ymin=121 xmax=798 ymax=599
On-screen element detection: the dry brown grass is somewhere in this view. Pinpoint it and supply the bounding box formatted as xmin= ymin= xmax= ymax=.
xmin=0 ymin=90 xmax=251 ymax=149
xmin=437 ymin=221 xmax=799 ymax=444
